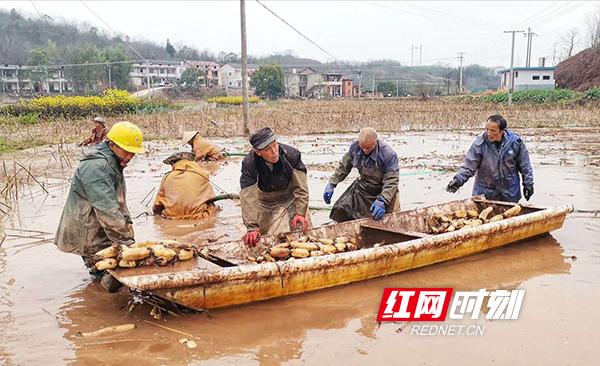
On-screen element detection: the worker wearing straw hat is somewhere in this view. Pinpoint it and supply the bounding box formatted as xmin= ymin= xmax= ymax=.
xmin=78 ymin=116 xmax=108 ymax=147
xmin=55 ymin=121 xmax=144 ymax=292
xmin=239 ymin=127 xmax=311 ymax=246
xmin=182 ymin=130 xmax=224 ymax=161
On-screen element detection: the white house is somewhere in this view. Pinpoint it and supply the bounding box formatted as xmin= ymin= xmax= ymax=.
xmin=1 ymin=64 xmax=73 ymax=94
xmin=499 ymin=66 xmax=555 ymax=91
xmin=219 ymin=63 xmax=257 ymax=89
xmin=129 ymin=60 xmax=187 ymax=87
xmin=185 ymin=60 xmax=221 ymax=86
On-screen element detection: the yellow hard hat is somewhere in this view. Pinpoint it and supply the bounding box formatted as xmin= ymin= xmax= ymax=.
xmin=106 ymin=121 xmax=145 ymax=153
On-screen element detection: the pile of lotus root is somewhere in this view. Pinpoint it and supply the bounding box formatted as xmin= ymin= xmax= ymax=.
xmin=428 ymin=205 xmax=522 ymax=234
xmin=94 ymin=240 xmax=196 ymax=270
xmin=247 ymin=236 xmax=360 ymax=263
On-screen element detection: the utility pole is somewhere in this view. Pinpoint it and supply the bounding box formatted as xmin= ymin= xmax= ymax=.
xmin=357 ymin=70 xmax=362 ymax=99
xmin=524 ymin=28 xmax=538 ymax=67
xmin=410 ymin=45 xmax=419 ymax=66
xmin=524 ymin=27 xmax=537 ymax=67
xmin=504 ymin=30 xmax=525 ymax=105
xmin=240 ymin=0 xmax=250 ymax=135
xmin=16 ymin=65 xmax=20 ymax=95
xmin=525 ymin=28 xmax=531 ymax=67
xmin=59 ymin=66 xmax=63 ymax=94
xmin=396 ymin=79 xmax=399 ymax=97
xmin=419 ymin=44 xmax=423 ymax=65
xmin=457 ymin=52 xmax=465 ymax=94
xmin=371 ymin=74 xmax=375 ymax=100
xmin=107 ymin=63 xmax=112 ymax=89
xmin=146 ymin=63 xmax=151 ymax=98
xmin=44 ymin=66 xmax=49 ymax=94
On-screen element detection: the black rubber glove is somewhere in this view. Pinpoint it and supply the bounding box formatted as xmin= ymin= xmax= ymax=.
xmin=446 ymin=179 xmax=460 ymax=193
xmin=523 ymin=185 xmax=534 ymax=201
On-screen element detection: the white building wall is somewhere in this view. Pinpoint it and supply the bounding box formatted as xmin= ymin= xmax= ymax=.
xmin=500 ymin=69 xmax=555 ymax=90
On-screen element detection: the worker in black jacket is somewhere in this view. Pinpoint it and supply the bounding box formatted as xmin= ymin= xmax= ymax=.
xmin=239 ymin=127 xmax=310 ymax=246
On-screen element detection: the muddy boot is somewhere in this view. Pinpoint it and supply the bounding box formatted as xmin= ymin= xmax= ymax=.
xmin=100 ymin=272 xmax=123 ymax=293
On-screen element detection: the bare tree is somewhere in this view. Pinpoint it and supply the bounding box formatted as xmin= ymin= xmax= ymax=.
xmin=559 ymin=28 xmax=578 ymax=59
xmin=0 ymin=35 xmax=28 ymax=64
xmin=585 ymin=8 xmax=600 ymax=48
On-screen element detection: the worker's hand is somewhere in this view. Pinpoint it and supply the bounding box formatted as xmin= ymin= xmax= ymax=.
xmin=126 ymin=223 xmax=135 ymax=238
xmin=523 ymin=185 xmax=534 ymax=201
xmin=446 ymin=179 xmax=460 ymax=193
xmin=323 ymin=183 xmax=335 ymax=204
xmin=291 ymin=214 xmax=309 ymax=232
xmin=208 ymin=152 xmax=224 ymax=161
xmin=243 ymin=230 xmax=261 ymax=247
xmin=370 ymin=197 xmax=386 ymax=221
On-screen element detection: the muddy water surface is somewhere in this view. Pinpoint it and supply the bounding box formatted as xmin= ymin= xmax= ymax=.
xmin=1 ymin=129 xmax=599 ymax=365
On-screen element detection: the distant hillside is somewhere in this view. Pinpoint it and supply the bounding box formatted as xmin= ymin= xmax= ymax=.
xmin=0 ymin=8 xmax=499 ymax=94
xmin=0 ymin=8 xmax=323 ymax=67
xmin=555 ymin=47 xmax=600 ymax=91
xmin=0 ymin=8 xmax=171 ymax=63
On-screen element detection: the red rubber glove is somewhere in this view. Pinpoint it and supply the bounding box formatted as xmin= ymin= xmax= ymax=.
xmin=243 ymin=230 xmax=261 ymax=247
xmin=291 ymin=214 xmax=309 ymax=232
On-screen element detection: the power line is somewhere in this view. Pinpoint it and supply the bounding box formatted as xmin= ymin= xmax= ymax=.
xmin=528 ymin=1 xmax=584 ymax=27
xmin=255 ymin=0 xmax=348 ymax=68
xmin=29 ymin=1 xmax=43 ymax=18
xmin=401 ymin=2 xmax=505 ymax=31
xmin=366 ymin=1 xmax=501 ymax=32
xmin=79 ymin=1 xmax=186 ymax=97
xmin=512 ymin=1 xmax=562 ymax=27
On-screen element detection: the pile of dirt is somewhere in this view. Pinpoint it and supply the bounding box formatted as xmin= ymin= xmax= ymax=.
xmin=555 ymin=47 xmax=600 ymax=91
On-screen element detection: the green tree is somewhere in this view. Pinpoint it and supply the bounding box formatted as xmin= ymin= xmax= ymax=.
xmin=64 ymin=43 xmax=103 ymax=93
xmin=165 ymin=38 xmax=176 ymax=58
xmin=377 ymin=81 xmax=396 ymax=96
xmin=178 ymin=45 xmax=200 ymax=60
xmin=251 ymin=64 xmax=285 ymax=100
xmin=102 ymin=45 xmax=131 ymax=89
xmin=45 ymin=39 xmax=59 ymax=63
xmin=180 ymin=67 xmax=202 ymax=87
xmin=28 ymin=47 xmax=48 ymax=65
xmin=27 ymin=47 xmax=49 ymax=91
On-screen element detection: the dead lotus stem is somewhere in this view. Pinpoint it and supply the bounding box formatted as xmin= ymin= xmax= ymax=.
xmin=15 ymin=162 xmax=48 ymax=194
xmin=142 ymin=320 xmax=202 ymax=341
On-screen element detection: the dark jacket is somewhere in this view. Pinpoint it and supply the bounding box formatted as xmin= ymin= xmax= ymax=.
xmin=54 ymin=142 xmax=134 ymax=257
xmin=239 ymin=143 xmax=309 ymax=231
xmin=453 ymin=130 xmax=534 ymax=202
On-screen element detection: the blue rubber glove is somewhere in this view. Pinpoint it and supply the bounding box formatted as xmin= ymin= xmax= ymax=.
xmin=323 ymin=183 xmax=335 ymax=204
xmin=370 ymin=197 xmax=386 ymax=220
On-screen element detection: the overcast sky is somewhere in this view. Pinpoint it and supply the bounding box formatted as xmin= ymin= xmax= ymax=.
xmin=1 ymin=1 xmax=599 ymax=68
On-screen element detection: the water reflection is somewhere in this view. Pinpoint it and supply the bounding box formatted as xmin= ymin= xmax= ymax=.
xmin=59 ymin=234 xmax=569 ymax=365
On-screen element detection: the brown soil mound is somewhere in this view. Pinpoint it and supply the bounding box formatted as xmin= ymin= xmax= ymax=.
xmin=555 ymin=47 xmax=600 ymax=91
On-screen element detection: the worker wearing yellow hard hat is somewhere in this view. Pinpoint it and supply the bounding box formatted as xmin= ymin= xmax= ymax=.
xmin=55 ymin=121 xmax=144 ymax=293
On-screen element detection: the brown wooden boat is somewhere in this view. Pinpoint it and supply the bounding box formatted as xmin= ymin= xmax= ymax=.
xmin=109 ymin=195 xmax=573 ymax=311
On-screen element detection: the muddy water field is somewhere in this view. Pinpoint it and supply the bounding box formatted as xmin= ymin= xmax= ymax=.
xmin=1 ymin=128 xmax=599 ymax=365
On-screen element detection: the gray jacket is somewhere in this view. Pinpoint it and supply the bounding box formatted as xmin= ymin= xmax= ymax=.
xmin=453 ymin=130 xmax=534 ymax=202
